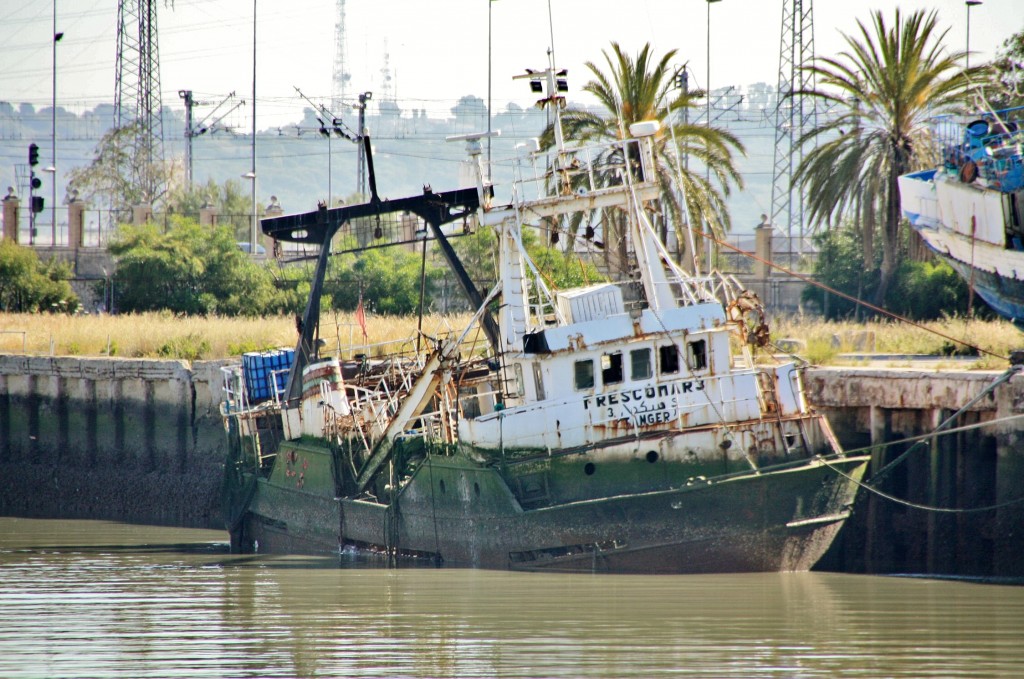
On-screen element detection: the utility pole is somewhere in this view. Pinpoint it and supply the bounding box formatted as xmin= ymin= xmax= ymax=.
xmin=676 ymin=65 xmax=690 ymax=173
xmin=179 ymin=90 xmax=241 ymax=189
xmin=180 ymin=90 xmax=194 ymax=187
xmin=51 ymin=7 xmax=62 ymax=245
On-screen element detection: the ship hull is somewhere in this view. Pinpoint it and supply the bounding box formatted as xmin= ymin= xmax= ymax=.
xmin=899 ymin=167 xmax=1024 ymax=326
xmin=233 ymin=442 xmax=869 ymax=574
xmin=923 ymin=239 xmax=1024 ymax=326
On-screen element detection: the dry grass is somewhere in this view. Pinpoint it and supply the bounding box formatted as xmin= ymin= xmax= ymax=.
xmin=0 ymin=311 xmax=474 ymax=360
xmin=770 ymin=315 xmax=1024 ymax=369
xmin=1 ymin=311 xmax=1021 ymax=368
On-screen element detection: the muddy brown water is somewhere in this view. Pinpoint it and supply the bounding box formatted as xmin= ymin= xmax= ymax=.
xmin=2 ymin=517 xmax=1023 ymax=678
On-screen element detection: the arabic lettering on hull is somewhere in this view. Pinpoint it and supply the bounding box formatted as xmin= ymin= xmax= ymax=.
xmin=583 ymin=379 xmax=707 ymax=426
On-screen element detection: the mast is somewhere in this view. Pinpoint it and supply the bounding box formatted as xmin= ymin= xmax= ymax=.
xmin=482 ymin=64 xmax=673 ymax=352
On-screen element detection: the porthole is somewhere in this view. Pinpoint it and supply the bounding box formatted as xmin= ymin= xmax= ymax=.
xmin=584 ymin=462 xmax=596 ymax=476
xmin=646 ymin=450 xmax=659 ymax=464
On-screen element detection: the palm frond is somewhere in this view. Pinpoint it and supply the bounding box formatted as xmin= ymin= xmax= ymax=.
xmin=794 ymin=8 xmax=990 ymax=302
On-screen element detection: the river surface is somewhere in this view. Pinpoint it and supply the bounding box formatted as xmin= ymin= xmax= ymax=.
xmin=2 ymin=517 xmax=1023 ymax=678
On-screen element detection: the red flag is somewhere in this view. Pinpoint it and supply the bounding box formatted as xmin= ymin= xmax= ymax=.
xmin=355 ymin=294 xmax=368 ymax=342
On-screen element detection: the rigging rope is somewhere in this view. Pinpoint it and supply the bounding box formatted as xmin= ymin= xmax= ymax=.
xmin=680 ymin=222 xmax=1011 ymax=361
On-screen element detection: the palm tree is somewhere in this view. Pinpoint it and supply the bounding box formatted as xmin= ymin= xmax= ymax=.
xmin=794 ymin=9 xmax=980 ymax=305
xmin=542 ymin=42 xmax=744 ymax=272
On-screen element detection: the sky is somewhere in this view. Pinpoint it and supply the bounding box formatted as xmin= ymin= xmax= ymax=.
xmin=1 ymin=0 xmax=1021 ymax=132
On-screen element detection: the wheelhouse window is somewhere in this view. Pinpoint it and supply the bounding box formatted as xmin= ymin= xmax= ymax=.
xmin=512 ymin=363 xmax=525 ymax=397
xmin=532 ymin=363 xmax=546 ymax=401
xmin=601 ymin=352 xmax=624 ymax=385
xmin=687 ymin=339 xmax=708 ymax=371
xmin=574 ymin=359 xmax=595 ymax=390
xmin=659 ymin=344 xmax=680 ymax=374
xmin=630 ymin=348 xmax=652 ymax=380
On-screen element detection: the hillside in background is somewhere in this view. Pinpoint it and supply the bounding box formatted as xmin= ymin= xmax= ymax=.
xmin=0 ymin=88 xmax=779 ymax=238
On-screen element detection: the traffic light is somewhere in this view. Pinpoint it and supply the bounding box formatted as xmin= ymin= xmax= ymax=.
xmin=31 ymin=196 xmax=44 ymax=213
xmin=676 ymin=68 xmax=689 ymax=92
xmin=28 ymin=143 xmax=39 ymax=166
xmin=30 ymin=175 xmax=41 ymax=190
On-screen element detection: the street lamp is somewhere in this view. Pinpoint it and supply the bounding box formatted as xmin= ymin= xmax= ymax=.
xmin=250 ymin=0 xmax=257 ymax=253
xmin=706 ymin=0 xmax=721 ymax=133
xmin=242 ymin=171 xmax=257 ymax=254
xmin=52 ymin=6 xmax=63 ymax=246
xmin=966 ymin=1 xmax=982 ymax=71
xmin=488 ymin=0 xmax=497 ymax=168
xmin=705 ymin=0 xmax=722 ymax=269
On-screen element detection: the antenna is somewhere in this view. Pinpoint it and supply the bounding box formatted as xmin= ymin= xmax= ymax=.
xmin=513 ymin=65 xmax=569 ymax=180
xmin=331 ymin=0 xmax=351 ymax=112
xmin=379 ymin=40 xmax=394 ymax=105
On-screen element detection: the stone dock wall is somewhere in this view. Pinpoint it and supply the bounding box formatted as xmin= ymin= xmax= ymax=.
xmin=1 ymin=355 xmax=1023 ymax=576
xmin=804 ymin=367 xmax=1024 ymax=577
xmin=0 ymin=355 xmax=231 ymax=528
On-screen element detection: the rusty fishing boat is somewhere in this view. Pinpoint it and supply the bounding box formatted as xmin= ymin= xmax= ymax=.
xmin=220 ymin=66 xmax=869 ymax=574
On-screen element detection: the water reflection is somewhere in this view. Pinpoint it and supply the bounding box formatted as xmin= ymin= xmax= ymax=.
xmin=1 ymin=517 xmax=1023 ymax=678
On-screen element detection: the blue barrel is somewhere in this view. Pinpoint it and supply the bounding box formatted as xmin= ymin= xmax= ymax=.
xmin=242 ymin=348 xmax=295 ymax=403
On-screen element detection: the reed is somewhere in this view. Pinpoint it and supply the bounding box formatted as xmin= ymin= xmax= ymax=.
xmin=0 ymin=311 xmax=473 ymax=360
xmin=1 ymin=311 xmax=1020 ymax=367
xmin=771 ymin=315 xmax=1024 ymax=368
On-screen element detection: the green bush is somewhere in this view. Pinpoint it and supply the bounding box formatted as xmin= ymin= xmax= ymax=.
xmin=107 ymin=216 xmax=291 ymax=316
xmin=884 ymin=259 xmax=981 ymax=320
xmin=802 ymin=227 xmax=880 ymax=320
xmin=228 ymin=339 xmax=275 ymax=355
xmin=803 ymin=226 xmax=988 ymax=321
xmin=0 ymin=240 xmax=79 ymax=313
xmin=157 ymin=333 xmax=212 ymax=360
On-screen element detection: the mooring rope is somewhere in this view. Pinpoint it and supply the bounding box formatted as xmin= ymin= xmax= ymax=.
xmin=818 ymin=454 xmax=1024 ymax=514
xmin=843 ymin=410 xmax=1024 ymax=458
xmin=870 ymin=364 xmax=1022 ymax=483
xmin=809 ymin=364 xmax=1024 ymax=514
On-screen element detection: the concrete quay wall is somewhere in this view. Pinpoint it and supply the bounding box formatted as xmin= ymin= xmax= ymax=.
xmin=805 ymin=367 xmax=1024 ymax=578
xmin=1 ymin=355 xmax=1023 ymax=577
xmin=0 ymin=354 xmax=231 ymax=528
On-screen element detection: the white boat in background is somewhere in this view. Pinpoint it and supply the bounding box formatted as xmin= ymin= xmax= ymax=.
xmin=899 ymin=106 xmax=1024 ymax=325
